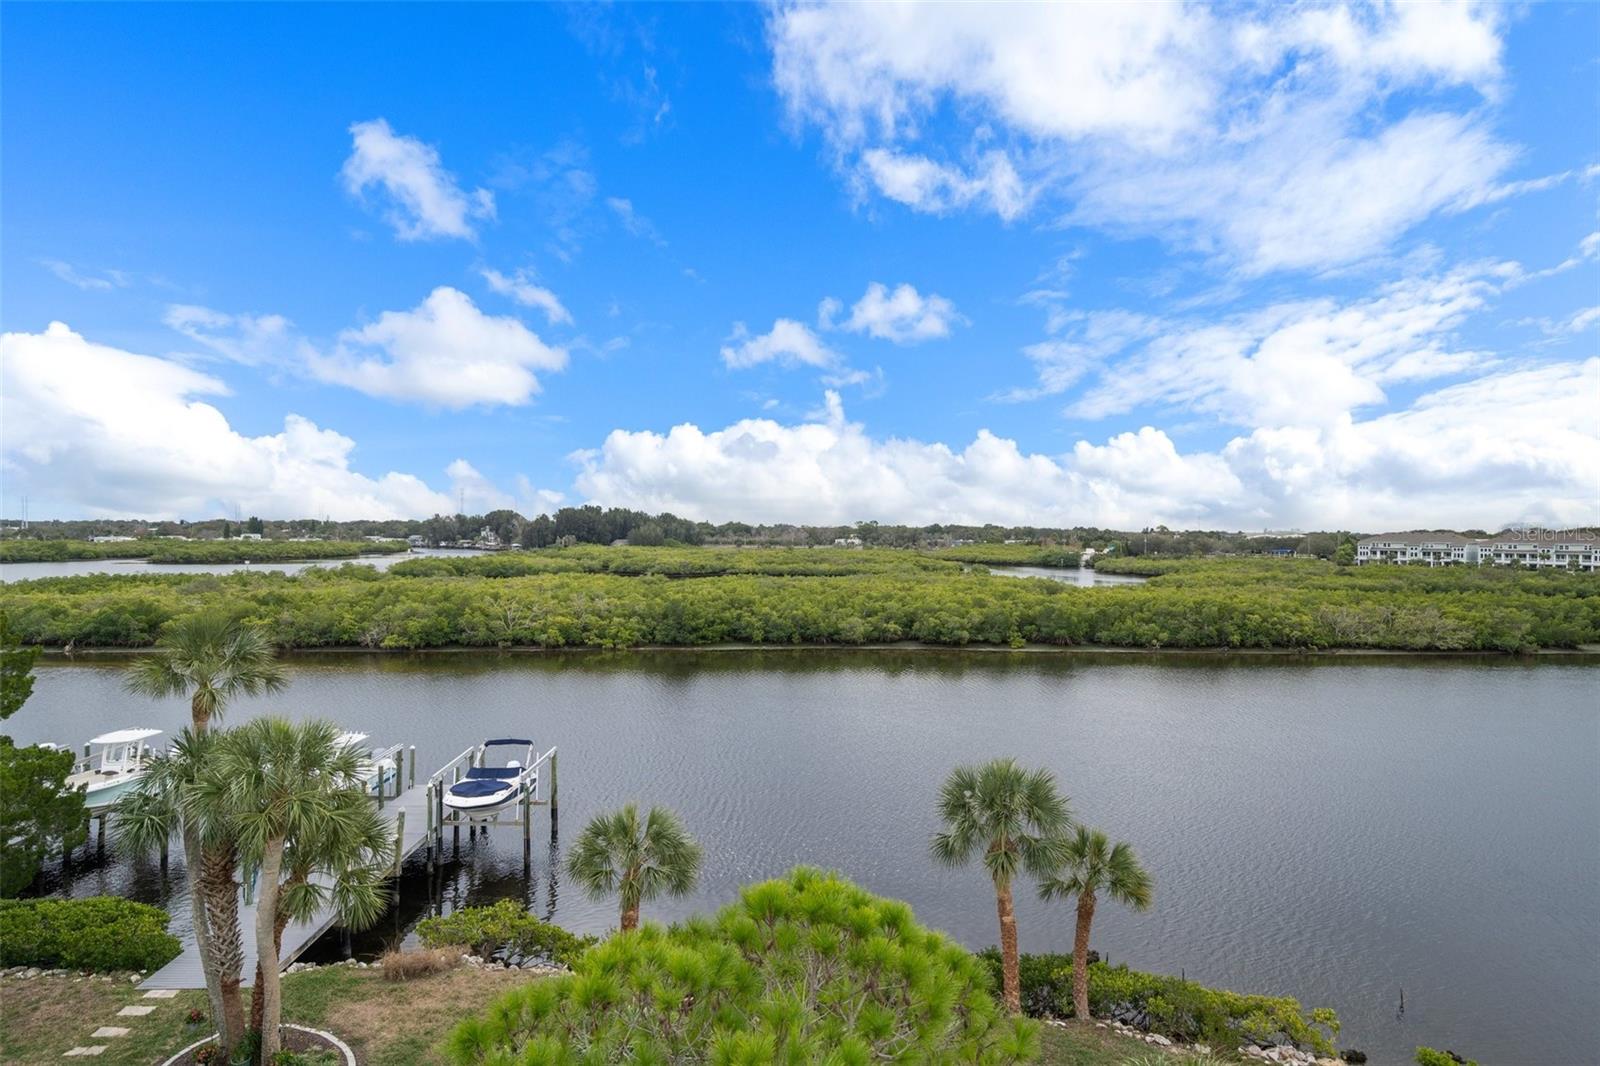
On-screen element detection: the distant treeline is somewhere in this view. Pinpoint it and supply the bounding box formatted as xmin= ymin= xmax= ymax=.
xmin=0 ymin=539 xmax=408 ymax=564
xmin=3 ymin=507 xmax=1354 ymax=558
xmin=389 ymin=545 xmax=965 ymax=578
xmin=6 ymin=554 xmax=1595 ymax=652
xmin=927 ymin=544 xmax=1082 ymax=568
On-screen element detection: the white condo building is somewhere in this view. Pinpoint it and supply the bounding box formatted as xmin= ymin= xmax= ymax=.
xmin=1355 ymin=529 xmax=1599 ymax=571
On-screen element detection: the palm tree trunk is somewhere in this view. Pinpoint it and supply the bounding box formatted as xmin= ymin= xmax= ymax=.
xmin=254 ymin=838 xmax=286 ymax=1060
xmin=183 ymin=824 xmax=226 ymax=1049
xmin=203 ymin=842 xmax=246 ymax=1050
xmin=620 ymin=899 xmax=640 ymax=932
xmin=187 ymin=692 xmax=235 ymax=1047
xmin=1072 ymin=891 xmax=1096 ymax=1021
xmin=996 ymin=880 xmax=1021 ymax=1014
xmin=250 ymin=883 xmax=296 ymax=1034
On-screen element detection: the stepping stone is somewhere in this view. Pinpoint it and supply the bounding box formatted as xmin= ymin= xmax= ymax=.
xmin=90 ymin=1028 xmax=130 ymax=1038
xmin=115 ymin=1005 xmax=156 ymax=1017
xmin=63 ymin=1048 xmax=107 ymax=1057
xmin=142 ymin=988 xmax=179 ymax=999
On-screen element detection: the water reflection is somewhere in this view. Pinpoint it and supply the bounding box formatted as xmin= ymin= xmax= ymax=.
xmin=13 ymin=650 xmax=1599 ymax=1066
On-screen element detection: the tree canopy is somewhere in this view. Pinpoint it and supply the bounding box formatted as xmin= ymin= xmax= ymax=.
xmin=448 ymin=867 xmax=1039 ymax=1065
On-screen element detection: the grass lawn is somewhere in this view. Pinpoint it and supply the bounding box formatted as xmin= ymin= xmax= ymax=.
xmin=0 ymin=966 xmax=527 ymax=1066
xmin=0 ymin=968 xmax=1201 ymax=1065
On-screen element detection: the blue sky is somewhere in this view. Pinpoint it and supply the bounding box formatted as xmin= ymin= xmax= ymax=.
xmin=3 ymin=2 xmax=1596 ymax=530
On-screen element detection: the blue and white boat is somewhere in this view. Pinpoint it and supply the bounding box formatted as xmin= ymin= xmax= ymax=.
xmin=63 ymin=728 xmax=163 ymax=812
xmin=443 ymin=738 xmax=536 ymax=815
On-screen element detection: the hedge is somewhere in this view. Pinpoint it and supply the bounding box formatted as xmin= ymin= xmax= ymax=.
xmin=0 ymin=896 xmax=181 ymax=972
xmin=416 ymin=899 xmax=595 ymax=967
xmin=978 ymin=950 xmax=1340 ymax=1056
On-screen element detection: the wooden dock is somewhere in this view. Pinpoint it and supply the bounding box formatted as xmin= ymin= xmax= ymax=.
xmin=140 ymin=744 xmax=558 ymax=990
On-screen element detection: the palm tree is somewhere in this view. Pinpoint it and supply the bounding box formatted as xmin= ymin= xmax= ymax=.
xmin=566 ymin=804 xmax=702 ymax=931
xmin=124 ymin=612 xmax=287 ymax=735
xmin=1039 ymin=827 xmax=1153 ymax=1023
xmin=122 ymin=614 xmax=286 ymax=1056
xmin=202 ymin=718 xmax=393 ymax=1058
xmin=931 ymin=758 xmax=1072 ymax=1014
xmin=116 ymin=731 xmax=248 ymax=1051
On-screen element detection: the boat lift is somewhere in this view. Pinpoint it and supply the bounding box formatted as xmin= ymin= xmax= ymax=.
xmin=420 ymin=742 xmax=559 ymax=871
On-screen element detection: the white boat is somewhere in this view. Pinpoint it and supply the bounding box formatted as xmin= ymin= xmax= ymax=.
xmin=335 ymin=732 xmax=401 ymax=796
xmin=64 ymin=728 xmax=163 ymax=812
xmin=443 ymin=738 xmax=536 ymax=815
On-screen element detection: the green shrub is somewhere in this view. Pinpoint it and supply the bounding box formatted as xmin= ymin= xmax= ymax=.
xmin=447 ymin=867 xmax=1039 ymax=1064
xmin=978 ymin=950 xmax=1339 ymax=1057
xmin=415 ymin=899 xmax=595 ymax=966
xmin=1415 ymin=1048 xmax=1477 ymax=1066
xmin=0 ymin=896 xmax=180 ymax=972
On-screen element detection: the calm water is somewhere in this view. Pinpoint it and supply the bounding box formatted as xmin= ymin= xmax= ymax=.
xmin=0 ymin=548 xmax=482 ymax=581
xmin=989 ymin=565 xmax=1148 ymax=587
xmin=12 ymin=651 xmax=1598 ymax=1065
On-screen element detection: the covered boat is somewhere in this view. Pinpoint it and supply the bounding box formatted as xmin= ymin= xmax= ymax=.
xmin=443 ymin=738 xmax=536 ymax=814
xmin=64 ymin=728 xmax=162 ymax=811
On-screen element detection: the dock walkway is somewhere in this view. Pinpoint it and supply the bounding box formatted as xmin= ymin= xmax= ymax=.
xmin=140 ymin=743 xmax=557 ymax=990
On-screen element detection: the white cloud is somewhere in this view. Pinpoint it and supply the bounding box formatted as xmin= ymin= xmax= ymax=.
xmin=164 ymin=305 xmax=308 ymax=366
xmin=40 ymin=260 xmax=130 ymax=291
xmin=720 ymin=318 xmax=840 ymax=370
xmin=822 ymin=282 xmax=964 ymax=343
xmin=446 ymin=459 xmax=517 ymax=513
xmin=342 ymin=118 xmax=495 ymax=241
xmin=1005 ymin=263 xmax=1507 ymax=428
xmin=0 ymin=323 xmax=468 ymax=520
xmin=859 ymin=149 xmax=1028 ymax=221
xmin=605 ymin=196 xmax=665 ymax=245
xmin=312 ymin=287 xmax=568 ymax=409
xmin=1069 ymin=110 xmax=1515 ymax=276
xmin=572 ymin=364 xmax=1600 ymax=530
xmin=481 ymin=268 xmax=574 ymax=326
xmin=769 ymin=2 xmax=1514 ymax=273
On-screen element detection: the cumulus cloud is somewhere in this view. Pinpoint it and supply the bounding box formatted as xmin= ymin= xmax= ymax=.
xmin=313 ymin=287 xmax=568 ymax=408
xmin=166 ymin=288 xmax=567 ymax=409
xmin=859 ymin=149 xmax=1028 ymax=221
xmin=821 ymin=282 xmax=964 ymax=343
xmin=769 ymin=2 xmax=1515 ymax=273
xmin=445 ymin=458 xmax=518 ymax=513
xmin=573 ymin=366 xmax=1600 ymax=530
xmin=481 ymin=267 xmax=574 ymax=326
xmin=720 ymin=318 xmax=840 ymax=370
xmin=0 ymin=323 xmax=470 ymax=519
xmin=342 ymin=118 xmax=495 ymax=241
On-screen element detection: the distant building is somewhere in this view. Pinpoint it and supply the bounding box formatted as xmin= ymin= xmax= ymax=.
xmin=237 ymin=532 xmax=264 ymax=541
xmin=832 ymin=535 xmax=863 ymax=548
xmin=407 ymin=535 xmax=427 ymax=548
xmin=1356 ymin=529 xmax=1598 ymax=570
xmin=89 ymin=535 xmax=136 ymax=543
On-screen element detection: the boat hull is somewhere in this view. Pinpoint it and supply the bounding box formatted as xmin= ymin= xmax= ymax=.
xmin=443 ymin=786 xmax=521 ymax=814
xmin=82 ymin=773 xmax=146 ymax=812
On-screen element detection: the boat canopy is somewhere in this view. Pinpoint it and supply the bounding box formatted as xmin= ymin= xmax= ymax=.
xmin=87 ymin=728 xmax=163 ymax=746
xmin=484 ymin=738 xmax=533 ymax=747
xmin=334 ymin=731 xmax=371 ymax=749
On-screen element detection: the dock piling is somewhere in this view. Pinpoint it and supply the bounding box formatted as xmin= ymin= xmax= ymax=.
xmin=407 ymin=746 xmax=416 ymax=790
xmin=521 ymin=791 xmax=532 ymax=870
xmin=393 ymin=809 xmax=406 ymax=878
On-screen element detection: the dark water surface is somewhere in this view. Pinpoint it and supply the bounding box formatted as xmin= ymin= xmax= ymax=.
xmin=14 ymin=651 xmax=1598 ymax=1065
xmin=0 ymin=547 xmax=482 ymax=582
